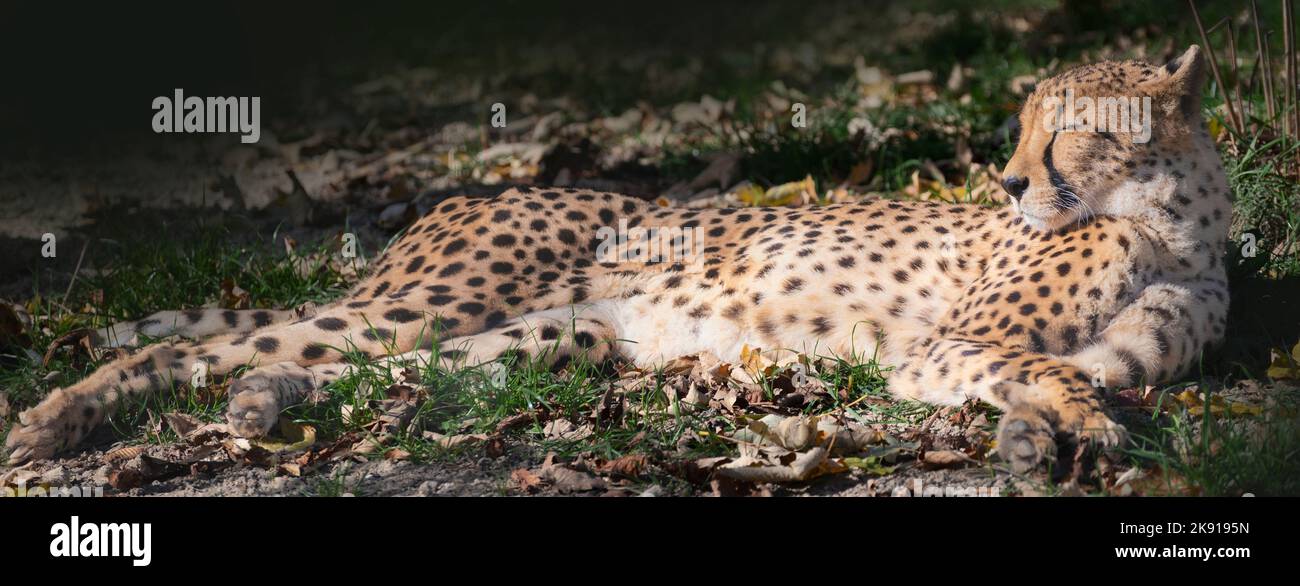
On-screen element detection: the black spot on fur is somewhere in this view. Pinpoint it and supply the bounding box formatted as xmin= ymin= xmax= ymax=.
xmin=302 ymin=344 xmax=328 ymax=360
xmin=443 ymin=239 xmax=468 ymax=255
xmin=383 ymin=308 xmax=423 ymax=323
xmin=314 ymin=317 xmax=348 ymax=331
xmin=438 ymin=263 xmax=466 ymax=278
xmin=485 ymin=311 xmax=508 ymax=328
xmin=362 ymin=327 xmax=394 ymax=341
xmin=457 ymin=302 xmax=486 ymax=316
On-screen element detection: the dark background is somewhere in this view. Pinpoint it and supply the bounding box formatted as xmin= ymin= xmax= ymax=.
xmin=1 ymin=0 xmax=1206 ymax=157
xmin=0 ymin=1 xmax=848 ymax=154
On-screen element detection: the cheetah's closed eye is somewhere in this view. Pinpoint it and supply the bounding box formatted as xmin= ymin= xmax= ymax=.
xmin=5 ymin=46 xmax=1230 ymax=474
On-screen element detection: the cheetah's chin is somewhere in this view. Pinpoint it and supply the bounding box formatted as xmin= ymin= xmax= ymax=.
xmin=1018 ymin=212 xmax=1055 ymax=232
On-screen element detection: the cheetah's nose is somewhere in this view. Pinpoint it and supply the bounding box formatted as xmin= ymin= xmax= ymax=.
xmin=1001 ymin=175 xmax=1029 ymax=201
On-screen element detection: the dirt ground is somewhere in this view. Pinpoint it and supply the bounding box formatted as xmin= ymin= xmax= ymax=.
xmin=3 ymin=441 xmax=1018 ymax=498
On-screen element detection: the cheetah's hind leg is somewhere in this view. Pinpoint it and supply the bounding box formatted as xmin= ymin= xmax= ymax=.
xmin=222 ymin=352 xmax=436 ymax=437
xmin=92 ymin=308 xmax=303 ymax=348
xmin=220 ymin=303 xmax=625 ymax=439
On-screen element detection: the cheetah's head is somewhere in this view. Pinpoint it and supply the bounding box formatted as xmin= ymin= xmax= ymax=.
xmin=1000 ymin=45 xmax=1215 ymax=231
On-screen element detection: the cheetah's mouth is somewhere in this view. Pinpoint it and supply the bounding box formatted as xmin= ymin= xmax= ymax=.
xmin=1018 ymin=197 xmax=1090 ymax=231
xmin=1016 ymin=206 xmax=1057 ymax=231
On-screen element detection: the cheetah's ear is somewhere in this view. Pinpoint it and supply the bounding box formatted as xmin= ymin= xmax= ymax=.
xmin=1147 ymin=45 xmax=1205 ymax=119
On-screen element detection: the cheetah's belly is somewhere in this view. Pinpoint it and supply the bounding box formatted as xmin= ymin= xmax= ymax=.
xmin=605 ymin=295 xmax=753 ymax=365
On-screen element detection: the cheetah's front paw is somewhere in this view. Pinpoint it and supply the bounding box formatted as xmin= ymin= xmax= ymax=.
xmin=4 ymin=395 xmax=84 ymax=464
xmin=4 ymin=420 xmax=63 ymax=464
xmin=225 ymin=379 xmax=281 ymax=438
xmin=996 ymin=408 xmax=1057 ymax=474
xmin=1073 ymin=413 xmax=1128 ymax=451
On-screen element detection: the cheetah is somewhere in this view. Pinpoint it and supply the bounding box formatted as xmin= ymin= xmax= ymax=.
xmin=5 ymin=46 xmax=1230 ymax=474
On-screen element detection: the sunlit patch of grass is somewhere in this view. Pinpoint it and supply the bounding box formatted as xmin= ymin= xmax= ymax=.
xmin=1222 ymin=126 xmax=1300 ymax=279
xmin=0 ymin=223 xmax=361 ymax=445
xmin=807 ymin=355 xmax=935 ymax=426
xmin=1123 ymin=382 xmax=1300 ymax=496
xmin=79 ymin=226 xmax=359 ymax=320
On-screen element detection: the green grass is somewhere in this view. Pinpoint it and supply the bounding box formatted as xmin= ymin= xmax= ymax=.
xmin=1124 ymin=382 xmax=1300 ymax=496
xmin=0 ymin=223 xmax=360 ymax=435
xmin=1223 ymin=122 xmax=1300 ymax=279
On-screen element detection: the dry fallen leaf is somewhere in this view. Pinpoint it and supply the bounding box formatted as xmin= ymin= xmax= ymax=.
xmin=733 ymin=414 xmax=883 ymax=454
xmin=421 ymin=430 xmax=489 ymax=449
xmin=844 ymin=160 xmax=874 ymax=187
xmin=221 ymin=438 xmax=278 ymax=467
xmin=42 ymin=328 xmax=112 ymax=367
xmin=495 ymin=409 xmax=549 ymax=433
xmin=595 ymin=385 xmax=625 ymax=427
xmin=1168 ymin=388 xmax=1263 ymax=417
xmin=219 ymin=278 xmax=251 ymax=309
xmin=278 ymin=462 xmax=303 ymax=477
xmin=0 ymin=302 xmax=31 ymax=348
xmin=738 ymin=344 xmax=774 ymax=378
xmin=536 ymin=457 xmax=607 ymax=493
xmin=161 ymin=412 xmax=203 ymax=438
xmin=543 ymin=419 xmax=594 ymax=441
xmin=185 ymin=422 xmax=234 ymax=444
xmin=107 ymin=468 xmax=145 ymax=491
xmin=922 ymin=449 xmax=973 ymax=469
xmin=717 ymin=446 xmax=833 ymax=483
xmin=668 ymin=382 xmax=710 ymax=415
xmin=103 ymin=445 xmax=147 ymax=465
xmin=1266 ymin=341 xmax=1300 ymax=380
xmin=511 ymin=468 xmax=544 ymax=494
xmin=736 ymin=175 xmax=816 ymax=207
xmin=600 ymin=454 xmax=649 ymax=478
